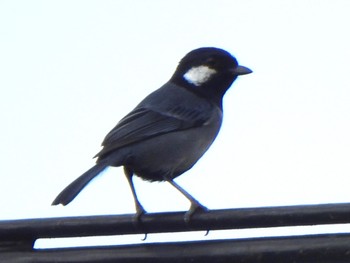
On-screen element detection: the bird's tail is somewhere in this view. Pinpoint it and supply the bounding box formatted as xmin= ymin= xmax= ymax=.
xmin=51 ymin=161 xmax=108 ymax=206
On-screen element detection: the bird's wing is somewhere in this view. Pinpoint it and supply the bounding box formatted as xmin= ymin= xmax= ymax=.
xmin=94 ymin=105 xmax=211 ymax=159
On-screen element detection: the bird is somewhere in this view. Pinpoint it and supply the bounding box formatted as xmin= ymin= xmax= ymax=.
xmin=52 ymin=47 xmax=252 ymax=220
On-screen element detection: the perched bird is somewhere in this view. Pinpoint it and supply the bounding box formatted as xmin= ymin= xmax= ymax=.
xmin=52 ymin=47 xmax=252 ymax=220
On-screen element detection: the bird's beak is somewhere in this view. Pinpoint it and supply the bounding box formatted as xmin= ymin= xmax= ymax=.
xmin=230 ymin=65 xmax=253 ymax=76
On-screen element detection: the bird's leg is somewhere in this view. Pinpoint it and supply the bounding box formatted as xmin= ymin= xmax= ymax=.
xmin=166 ymin=179 xmax=208 ymax=222
xmin=124 ymin=167 xmax=148 ymax=240
xmin=124 ymin=167 xmax=146 ymax=220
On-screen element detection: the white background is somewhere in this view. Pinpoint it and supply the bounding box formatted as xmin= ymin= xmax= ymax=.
xmin=1 ymin=0 xmax=350 ymax=247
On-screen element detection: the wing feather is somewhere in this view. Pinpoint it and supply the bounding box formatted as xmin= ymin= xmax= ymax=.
xmin=95 ymin=106 xmax=209 ymax=159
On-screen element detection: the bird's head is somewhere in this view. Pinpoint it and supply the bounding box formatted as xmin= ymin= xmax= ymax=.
xmin=170 ymin=47 xmax=252 ymax=105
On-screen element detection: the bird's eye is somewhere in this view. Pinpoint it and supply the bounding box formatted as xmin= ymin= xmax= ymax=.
xmin=205 ymin=58 xmax=218 ymax=67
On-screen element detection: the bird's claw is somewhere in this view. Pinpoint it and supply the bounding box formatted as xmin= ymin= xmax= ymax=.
xmin=185 ymin=203 xmax=210 ymax=235
xmin=132 ymin=205 xmax=148 ymax=240
xmin=134 ymin=206 xmax=146 ymax=222
xmin=184 ymin=203 xmax=208 ymax=223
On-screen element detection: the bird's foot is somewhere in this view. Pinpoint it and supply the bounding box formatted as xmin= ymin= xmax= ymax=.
xmin=185 ymin=203 xmax=210 ymax=235
xmin=184 ymin=202 xmax=208 ymax=223
xmin=132 ymin=204 xmax=148 ymax=240
xmin=134 ymin=205 xmax=146 ymax=222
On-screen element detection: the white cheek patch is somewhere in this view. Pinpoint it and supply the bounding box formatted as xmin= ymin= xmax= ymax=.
xmin=183 ymin=65 xmax=217 ymax=86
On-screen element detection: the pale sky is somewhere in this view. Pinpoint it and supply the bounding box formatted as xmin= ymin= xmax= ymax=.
xmin=1 ymin=0 xmax=350 ymax=248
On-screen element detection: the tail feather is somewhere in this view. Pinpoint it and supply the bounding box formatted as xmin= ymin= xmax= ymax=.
xmin=52 ymin=162 xmax=108 ymax=206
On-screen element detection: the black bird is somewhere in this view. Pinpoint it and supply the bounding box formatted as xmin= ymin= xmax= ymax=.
xmin=52 ymin=47 xmax=252 ymax=220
